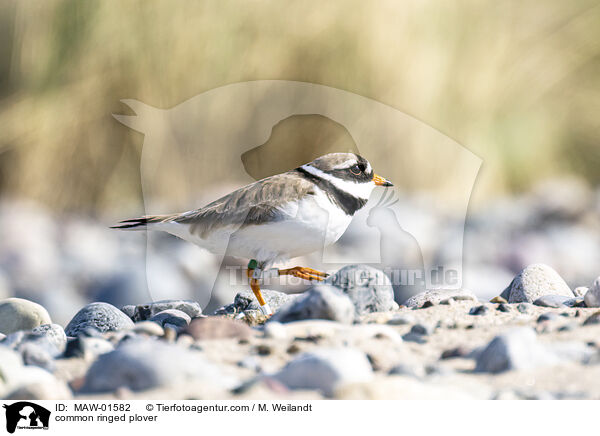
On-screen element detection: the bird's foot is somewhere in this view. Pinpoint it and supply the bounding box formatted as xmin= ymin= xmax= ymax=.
xmin=278 ymin=266 xmax=329 ymax=281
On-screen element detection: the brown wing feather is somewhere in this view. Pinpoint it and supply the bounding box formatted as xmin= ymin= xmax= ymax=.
xmin=173 ymin=171 xmax=315 ymax=238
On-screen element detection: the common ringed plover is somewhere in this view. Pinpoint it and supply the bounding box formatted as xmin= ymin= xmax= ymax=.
xmin=113 ymin=153 xmax=393 ymax=315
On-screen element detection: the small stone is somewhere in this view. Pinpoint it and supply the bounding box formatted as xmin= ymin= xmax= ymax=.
xmin=64 ymin=336 xmax=114 ymax=358
xmin=583 ymin=311 xmax=600 ymax=326
xmin=490 ymin=296 xmax=508 ymax=304
xmin=65 ymin=302 xmax=134 ymax=336
xmin=80 ymin=339 xmax=225 ymax=393
xmin=537 ymin=313 xmax=560 ymax=323
xmin=574 ymin=287 xmax=589 ymax=298
xmin=132 ymin=321 xmax=165 ymax=336
xmin=516 ymin=303 xmax=532 ymax=314
xmin=469 ymin=305 xmax=489 ymax=316
xmin=325 ymin=264 xmax=396 ymax=314
xmin=421 ymin=301 xmax=434 ymax=309
xmin=149 ymin=309 xmax=191 ymax=329
xmin=31 ymin=324 xmax=67 ymax=354
xmin=410 ymin=324 xmax=433 ymax=336
xmin=272 ymin=348 xmax=373 ymax=397
xmin=583 ymin=278 xmax=600 ymax=308
xmin=504 ymin=264 xmax=573 ymax=303
xmin=286 ymin=343 xmax=301 ymax=354
xmin=270 ymin=285 xmax=355 ymax=324
xmin=386 ymin=314 xmax=416 ymax=325
xmin=388 ymin=364 xmax=425 ymax=379
xmin=403 ymin=289 xmax=476 ymax=308
xmin=474 ymin=328 xmax=557 ymax=373
xmin=122 ymin=300 xmax=202 ymax=322
xmin=184 ymin=317 xmax=254 ymax=340
xmin=0 ymin=298 xmax=52 ymax=334
xmin=255 ymin=344 xmax=271 ymax=356
xmin=496 ymin=303 xmax=511 ymax=313
xmin=533 ymin=295 xmax=571 ymax=308
xmin=441 ymin=346 xmax=470 ymax=359
xmin=215 ymin=290 xmax=299 ymax=315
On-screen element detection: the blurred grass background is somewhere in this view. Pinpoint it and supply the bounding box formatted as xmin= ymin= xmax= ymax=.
xmin=0 ymin=0 xmax=599 ymax=214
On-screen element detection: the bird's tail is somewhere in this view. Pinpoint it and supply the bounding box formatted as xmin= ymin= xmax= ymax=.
xmin=110 ymin=214 xmax=177 ymax=231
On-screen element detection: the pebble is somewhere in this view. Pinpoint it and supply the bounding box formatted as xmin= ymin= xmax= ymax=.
xmin=533 ymin=295 xmax=571 ymax=308
xmin=583 ymin=277 xmax=600 ymax=308
xmin=121 ymin=299 xmax=202 ymax=322
xmin=215 ymin=290 xmax=299 ymax=315
xmin=80 ymin=339 xmax=226 ymax=393
xmin=132 ymin=321 xmax=165 ymax=336
xmin=325 ymin=264 xmax=397 ymax=314
xmin=0 ymin=298 xmax=52 ymax=334
xmin=440 ymin=346 xmax=471 ymax=359
xmin=516 ymin=303 xmax=532 ymax=314
xmin=32 ymin=324 xmax=67 ymax=354
xmin=537 ymin=313 xmax=560 ymax=323
xmin=184 ymin=317 xmax=254 ymax=341
xmin=149 ymin=309 xmax=191 ymax=329
xmin=474 ymin=328 xmax=558 ymax=373
xmin=386 ymin=314 xmax=416 ymax=325
xmin=65 ymin=302 xmax=134 ymax=336
xmin=583 ymin=311 xmax=600 ymax=326
xmin=573 ymin=287 xmax=589 ymax=298
xmin=490 ymin=296 xmax=508 ymax=304
xmin=402 ymin=289 xmax=477 ymax=308
xmin=469 ymin=305 xmax=490 ymax=316
xmin=496 ymin=303 xmax=511 ymax=313
xmin=64 ymin=336 xmax=115 ymax=359
xmin=503 ymin=264 xmax=573 ymax=303
xmin=270 ymin=285 xmax=355 ymax=324
xmin=272 ymin=348 xmax=373 ymax=397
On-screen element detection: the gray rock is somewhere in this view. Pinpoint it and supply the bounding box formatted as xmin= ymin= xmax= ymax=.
xmin=80 ymin=339 xmax=224 ymax=393
xmin=65 ymin=302 xmax=134 ymax=336
xmin=149 ymin=309 xmax=191 ymax=329
xmin=473 ymin=328 xmax=592 ymax=373
xmin=270 ymin=285 xmax=355 ymax=324
xmin=537 ymin=313 xmax=560 ymax=323
xmin=386 ymin=314 xmax=416 ymax=325
xmin=505 ymin=264 xmax=573 ymax=303
xmin=0 ymin=298 xmax=52 ymax=334
xmin=474 ymin=328 xmax=558 ymax=373
xmin=583 ymin=277 xmax=600 ymax=308
xmin=215 ymin=290 xmax=299 ymax=315
xmin=496 ymin=303 xmax=511 ymax=313
xmin=516 ymin=303 xmax=532 ymax=314
xmin=132 ymin=321 xmax=165 ymax=336
xmin=533 ymin=295 xmax=571 ymax=308
xmin=402 ymin=289 xmax=477 ymax=308
xmin=326 ymin=265 xmax=396 ymax=314
xmin=272 ymin=348 xmax=373 ymax=397
xmin=32 ymin=324 xmax=67 ymax=354
xmin=122 ymin=299 xmax=203 ymax=321
xmin=64 ymin=336 xmax=114 ymax=358
xmin=19 ymin=342 xmax=54 ymax=371
xmin=469 ymin=305 xmax=490 ymax=315
xmin=388 ymin=363 xmax=425 ymax=379
xmin=410 ymin=324 xmax=433 ymax=336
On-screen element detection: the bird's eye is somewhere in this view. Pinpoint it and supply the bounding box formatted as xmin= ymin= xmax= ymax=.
xmin=350 ymin=164 xmax=362 ymax=175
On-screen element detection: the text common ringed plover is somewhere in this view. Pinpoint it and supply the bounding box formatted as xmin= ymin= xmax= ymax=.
xmin=113 ymin=152 xmax=393 ymax=315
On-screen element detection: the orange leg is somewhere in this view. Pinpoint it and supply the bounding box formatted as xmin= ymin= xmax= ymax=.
xmin=278 ymin=266 xmax=329 ymax=281
xmin=247 ymin=268 xmax=271 ymax=315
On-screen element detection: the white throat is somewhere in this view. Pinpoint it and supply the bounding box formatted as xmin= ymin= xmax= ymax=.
xmin=301 ymin=164 xmax=375 ymax=200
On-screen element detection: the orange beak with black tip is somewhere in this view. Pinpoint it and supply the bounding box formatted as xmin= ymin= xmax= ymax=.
xmin=372 ymin=173 xmax=393 ymax=187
